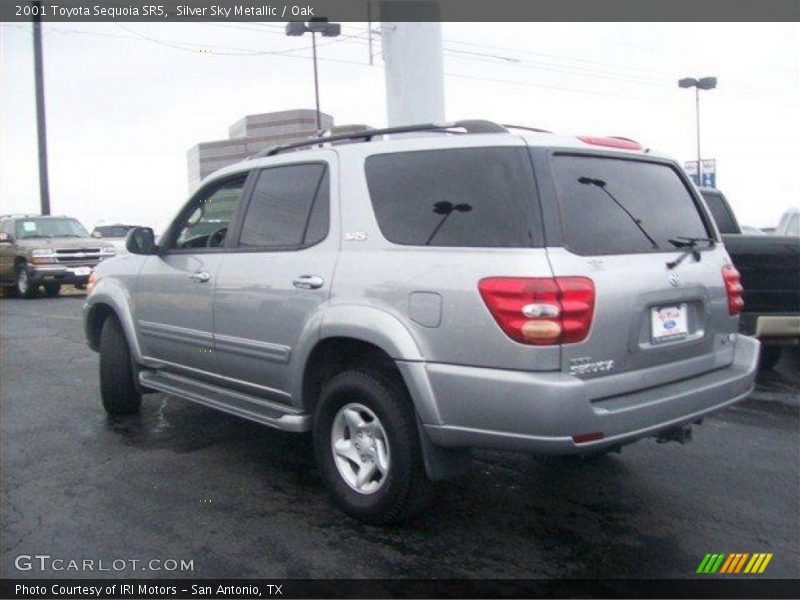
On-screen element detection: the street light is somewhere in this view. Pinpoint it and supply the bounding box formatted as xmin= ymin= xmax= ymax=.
xmin=678 ymin=76 xmax=717 ymax=183
xmin=286 ymin=18 xmax=341 ymax=132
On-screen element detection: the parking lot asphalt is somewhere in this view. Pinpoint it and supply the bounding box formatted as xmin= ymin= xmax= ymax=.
xmin=1 ymin=292 xmax=798 ymax=580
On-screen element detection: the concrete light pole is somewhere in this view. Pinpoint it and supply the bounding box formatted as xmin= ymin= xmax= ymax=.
xmin=381 ymin=23 xmax=446 ymax=126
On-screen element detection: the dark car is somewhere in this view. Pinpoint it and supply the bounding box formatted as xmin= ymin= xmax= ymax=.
xmin=699 ymin=188 xmax=800 ymax=369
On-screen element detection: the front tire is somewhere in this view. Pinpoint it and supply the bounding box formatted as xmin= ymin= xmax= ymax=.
xmin=313 ymin=368 xmax=432 ymax=525
xmin=99 ymin=315 xmax=141 ymax=415
xmin=15 ymin=266 xmax=37 ymax=299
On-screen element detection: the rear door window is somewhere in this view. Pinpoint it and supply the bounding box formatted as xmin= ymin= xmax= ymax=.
xmin=551 ymin=155 xmax=711 ymax=255
xmin=365 ymin=147 xmax=542 ymax=247
xmin=238 ymin=163 xmax=329 ymax=249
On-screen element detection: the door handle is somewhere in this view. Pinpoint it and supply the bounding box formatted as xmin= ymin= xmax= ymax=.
xmin=189 ymin=271 xmax=210 ymax=283
xmin=293 ymin=275 xmax=324 ymax=290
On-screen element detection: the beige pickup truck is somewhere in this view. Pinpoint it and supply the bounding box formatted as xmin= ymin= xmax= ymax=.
xmin=0 ymin=214 xmax=116 ymax=298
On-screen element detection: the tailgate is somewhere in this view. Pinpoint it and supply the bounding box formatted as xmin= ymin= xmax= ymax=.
xmin=542 ymin=152 xmax=738 ymax=389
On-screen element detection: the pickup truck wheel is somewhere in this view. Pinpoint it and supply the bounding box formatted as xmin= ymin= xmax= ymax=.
xmin=99 ymin=315 xmax=141 ymax=415
xmin=313 ymin=368 xmax=432 ymax=525
xmin=43 ymin=284 xmax=61 ymax=297
xmin=15 ymin=266 xmax=37 ymax=299
xmin=759 ymin=346 xmax=783 ymax=371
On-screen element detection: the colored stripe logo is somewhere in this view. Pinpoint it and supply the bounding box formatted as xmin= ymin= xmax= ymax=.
xmin=697 ymin=553 xmax=773 ymax=574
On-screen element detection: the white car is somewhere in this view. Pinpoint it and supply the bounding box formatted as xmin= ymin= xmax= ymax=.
xmin=775 ymin=207 xmax=799 ymax=236
xmin=91 ymin=224 xmax=139 ymax=253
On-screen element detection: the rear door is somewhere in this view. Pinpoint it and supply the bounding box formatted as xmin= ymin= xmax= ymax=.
xmin=213 ymin=157 xmax=337 ymax=400
xmin=533 ymin=149 xmax=734 ymax=384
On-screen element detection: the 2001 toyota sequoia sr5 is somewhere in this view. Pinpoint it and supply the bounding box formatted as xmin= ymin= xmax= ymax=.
xmin=84 ymin=120 xmax=759 ymax=524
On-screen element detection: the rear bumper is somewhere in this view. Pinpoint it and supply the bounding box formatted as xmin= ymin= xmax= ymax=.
xmin=414 ymin=335 xmax=760 ymax=455
xmin=750 ymin=314 xmax=799 ymax=345
xmin=739 ymin=312 xmax=799 ymax=341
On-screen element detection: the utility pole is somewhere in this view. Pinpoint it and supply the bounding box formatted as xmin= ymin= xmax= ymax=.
xmin=285 ymin=19 xmax=341 ymax=133
xmin=678 ymin=76 xmax=717 ymax=186
xmin=32 ymin=5 xmax=51 ymax=215
xmin=695 ymin=87 xmax=702 ymax=181
xmin=310 ymin=31 xmax=321 ymax=131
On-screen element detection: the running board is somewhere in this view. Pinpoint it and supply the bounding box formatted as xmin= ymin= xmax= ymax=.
xmin=138 ymin=370 xmax=310 ymax=432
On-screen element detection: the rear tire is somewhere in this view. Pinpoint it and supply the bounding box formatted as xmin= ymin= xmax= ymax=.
xmin=99 ymin=315 xmax=141 ymax=415
xmin=15 ymin=266 xmax=37 ymax=299
xmin=43 ymin=284 xmax=61 ymax=297
xmin=313 ymin=368 xmax=432 ymax=525
xmin=759 ymin=345 xmax=783 ymax=371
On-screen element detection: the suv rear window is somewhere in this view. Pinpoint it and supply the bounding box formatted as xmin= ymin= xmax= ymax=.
xmin=365 ymin=147 xmax=542 ymax=247
xmin=552 ymin=156 xmax=711 ymax=255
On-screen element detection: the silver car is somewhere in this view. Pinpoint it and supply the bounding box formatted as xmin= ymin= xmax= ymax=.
xmin=84 ymin=121 xmax=759 ymax=524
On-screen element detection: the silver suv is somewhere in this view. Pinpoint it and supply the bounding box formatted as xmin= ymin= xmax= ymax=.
xmin=84 ymin=121 xmax=760 ymax=524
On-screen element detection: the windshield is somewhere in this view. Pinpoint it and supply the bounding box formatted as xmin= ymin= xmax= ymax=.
xmin=552 ymin=156 xmax=711 ymax=255
xmin=15 ymin=218 xmax=90 ymax=239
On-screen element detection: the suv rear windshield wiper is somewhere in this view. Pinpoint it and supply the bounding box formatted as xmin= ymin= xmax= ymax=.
xmin=666 ymin=236 xmax=715 ymax=269
xmin=578 ymin=177 xmax=659 ymax=249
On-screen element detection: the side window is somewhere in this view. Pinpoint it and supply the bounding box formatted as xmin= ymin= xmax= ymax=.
xmin=365 ymin=147 xmax=542 ymax=247
xmin=1 ymin=220 xmax=13 ymax=235
xmin=171 ymin=174 xmax=248 ymax=250
xmin=238 ymin=163 xmax=329 ymax=249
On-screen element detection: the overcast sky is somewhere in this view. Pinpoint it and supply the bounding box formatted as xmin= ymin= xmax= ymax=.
xmin=1 ymin=21 xmax=798 ymax=232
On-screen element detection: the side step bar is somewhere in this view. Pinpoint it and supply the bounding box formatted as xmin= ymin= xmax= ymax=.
xmin=139 ymin=370 xmax=311 ymax=432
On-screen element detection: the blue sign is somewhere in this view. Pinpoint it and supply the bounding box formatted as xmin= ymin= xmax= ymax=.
xmin=685 ymin=159 xmax=716 ymax=188
xmin=701 ymin=172 xmax=716 ymax=188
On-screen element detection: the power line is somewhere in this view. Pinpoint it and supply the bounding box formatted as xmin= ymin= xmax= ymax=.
xmin=4 ymin=23 xmax=795 ymax=104
xmin=443 ymin=70 xmax=671 ymax=103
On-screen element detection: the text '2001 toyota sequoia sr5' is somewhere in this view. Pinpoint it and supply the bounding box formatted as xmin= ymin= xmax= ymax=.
xmin=84 ymin=121 xmax=759 ymax=524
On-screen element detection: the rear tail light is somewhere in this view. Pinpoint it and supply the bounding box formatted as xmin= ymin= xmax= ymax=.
xmin=478 ymin=277 xmax=595 ymax=345
xmin=722 ymin=265 xmax=744 ymax=315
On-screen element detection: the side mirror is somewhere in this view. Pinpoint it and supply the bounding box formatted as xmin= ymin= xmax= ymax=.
xmin=0 ymin=232 xmax=12 ymax=244
xmin=125 ymin=227 xmax=157 ymax=255
xmin=91 ymin=231 xmax=102 ymax=238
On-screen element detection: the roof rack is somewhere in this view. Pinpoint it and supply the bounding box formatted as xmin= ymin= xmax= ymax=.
xmin=502 ymin=124 xmax=553 ymax=134
xmin=248 ymin=119 xmax=509 ymax=159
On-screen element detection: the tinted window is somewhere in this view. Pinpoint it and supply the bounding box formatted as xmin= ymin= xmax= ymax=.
xmin=239 ymin=164 xmax=329 ymax=248
xmin=173 ymin=174 xmax=247 ymax=250
xmin=552 ymin=156 xmax=710 ymax=255
xmin=365 ymin=147 xmax=541 ymax=247
xmin=700 ymin=191 xmax=738 ymax=234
